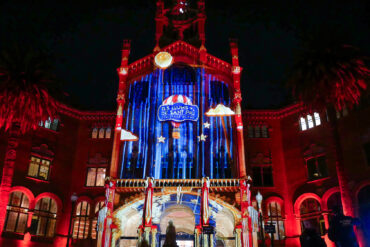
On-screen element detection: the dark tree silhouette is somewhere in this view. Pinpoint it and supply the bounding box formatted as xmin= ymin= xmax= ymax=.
xmin=0 ymin=47 xmax=58 ymax=133
xmin=0 ymin=46 xmax=59 ymax=233
xmin=287 ymin=44 xmax=369 ymax=222
xmin=288 ymin=45 xmax=369 ymax=111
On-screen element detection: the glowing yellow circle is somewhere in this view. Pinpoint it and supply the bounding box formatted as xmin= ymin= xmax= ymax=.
xmin=154 ymin=51 xmax=173 ymax=69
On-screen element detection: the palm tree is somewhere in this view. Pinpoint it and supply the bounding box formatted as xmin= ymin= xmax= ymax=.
xmin=0 ymin=46 xmax=59 ymax=233
xmin=289 ymin=45 xmax=369 ymax=112
xmin=288 ymin=44 xmax=369 ymax=218
xmin=0 ymin=47 xmax=58 ymax=133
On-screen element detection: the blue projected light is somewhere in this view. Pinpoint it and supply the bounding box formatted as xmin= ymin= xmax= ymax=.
xmin=120 ymin=65 xmax=234 ymax=180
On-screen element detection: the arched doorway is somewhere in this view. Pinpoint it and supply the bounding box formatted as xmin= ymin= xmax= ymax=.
xmin=358 ymin=185 xmax=370 ymax=243
xmin=299 ymin=198 xmax=325 ymax=236
xmin=113 ymin=192 xmax=239 ymax=247
xmin=215 ymin=208 xmax=235 ymax=247
xmin=327 ymin=192 xmax=343 ymax=213
xmin=216 ymin=239 xmax=225 ymax=247
xmin=160 ymin=204 xmax=195 ymax=247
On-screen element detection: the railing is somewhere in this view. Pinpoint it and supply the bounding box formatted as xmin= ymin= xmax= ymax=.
xmin=114 ymin=178 xmax=242 ymax=190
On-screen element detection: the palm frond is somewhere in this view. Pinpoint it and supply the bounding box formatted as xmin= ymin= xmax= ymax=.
xmin=0 ymin=47 xmax=58 ymax=133
xmin=288 ymin=45 xmax=370 ymax=111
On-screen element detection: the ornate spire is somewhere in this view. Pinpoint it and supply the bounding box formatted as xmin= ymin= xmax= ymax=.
xmin=154 ymin=0 xmax=206 ymax=48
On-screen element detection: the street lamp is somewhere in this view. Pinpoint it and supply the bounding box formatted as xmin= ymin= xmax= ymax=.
xmin=256 ymin=191 xmax=266 ymax=247
xmin=67 ymin=193 xmax=78 ymax=247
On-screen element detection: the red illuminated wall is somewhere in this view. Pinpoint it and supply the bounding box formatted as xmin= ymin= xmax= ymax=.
xmin=0 ymin=100 xmax=369 ymax=247
xmin=243 ymin=102 xmax=370 ymax=247
xmin=0 ymin=106 xmax=114 ymax=247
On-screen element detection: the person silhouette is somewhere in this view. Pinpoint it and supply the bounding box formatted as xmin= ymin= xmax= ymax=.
xmin=163 ymin=220 xmax=178 ymax=247
xmin=138 ymin=239 xmax=149 ymax=247
xmin=328 ymin=206 xmax=359 ymax=247
xmin=300 ymin=228 xmax=326 ymax=247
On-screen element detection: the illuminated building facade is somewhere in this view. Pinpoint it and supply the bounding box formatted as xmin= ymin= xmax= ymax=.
xmin=103 ymin=1 xmax=255 ymax=246
xmin=0 ymin=1 xmax=370 ymax=247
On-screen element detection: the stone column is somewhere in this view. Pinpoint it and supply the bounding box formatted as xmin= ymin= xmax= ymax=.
xmin=144 ymin=226 xmax=151 ymax=243
xmin=194 ymin=226 xmax=201 ymax=247
xmin=210 ymin=233 xmax=214 ymax=247
xmin=234 ymin=227 xmax=242 ymax=247
xmin=101 ymin=180 xmax=116 ymax=247
xmin=0 ymin=128 xmax=19 ymax=234
xmin=137 ymin=227 xmax=143 ymax=245
xmin=203 ymin=234 xmax=209 ymax=247
xmin=323 ymin=213 xmax=335 ymax=247
xmin=24 ymin=209 xmax=34 ymax=241
xmin=151 ymin=227 xmax=157 ymax=247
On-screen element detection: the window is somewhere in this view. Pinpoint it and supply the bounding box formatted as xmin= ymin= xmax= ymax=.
xmin=92 ymin=128 xmax=98 ymax=139
xmin=314 ymin=112 xmax=321 ymax=125
xmin=300 ymin=117 xmax=307 ymax=131
xmin=363 ymin=142 xmax=370 ymax=166
xmin=28 ymin=156 xmax=51 ymax=181
xmin=73 ymin=201 xmax=91 ymax=239
xmin=98 ymin=128 xmax=105 ymax=139
xmin=307 ymin=115 xmax=314 ymax=128
xmin=105 ymin=128 xmax=112 ymax=139
xmin=86 ymin=168 xmax=106 ymax=187
xmin=306 ymin=156 xmax=328 ymax=181
xmin=30 ymin=197 xmax=57 ymax=237
xmin=266 ymin=202 xmax=285 ymax=240
xmin=335 ymin=107 xmax=349 ymax=119
xmin=92 ymin=127 xmax=112 ymax=139
xmin=91 ymin=201 xmax=105 ymax=239
xmin=254 ymin=126 xmax=261 ymax=138
xmin=300 ymin=198 xmax=324 ymax=235
xmin=261 ymin=126 xmax=269 ymax=138
xmin=248 ymin=126 xmax=254 ymax=138
xmin=247 ymin=125 xmax=269 ymax=138
xmin=252 ymin=166 xmax=273 ymax=187
xmin=39 ymin=118 xmax=59 ymax=131
xmin=299 ymin=113 xmax=321 ymax=131
xmin=4 ymin=191 xmax=29 ymax=233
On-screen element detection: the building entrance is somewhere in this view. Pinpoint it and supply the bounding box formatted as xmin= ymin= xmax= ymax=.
xmin=176 ymin=240 xmax=194 ymax=247
xmin=159 ymin=232 xmax=194 ymax=247
xmin=112 ymin=192 xmax=240 ymax=247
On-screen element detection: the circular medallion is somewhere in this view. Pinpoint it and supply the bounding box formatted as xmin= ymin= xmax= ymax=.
xmin=154 ymin=51 xmax=173 ymax=69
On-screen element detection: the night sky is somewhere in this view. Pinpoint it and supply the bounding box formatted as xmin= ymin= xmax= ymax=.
xmin=1 ymin=0 xmax=369 ymax=110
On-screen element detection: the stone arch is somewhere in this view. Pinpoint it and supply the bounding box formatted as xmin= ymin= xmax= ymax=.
xmin=355 ymin=183 xmax=370 ymax=244
xmin=322 ymin=187 xmax=340 ymax=211
xmin=294 ymin=193 xmax=321 ymax=216
xmin=352 ymin=180 xmax=370 ymax=218
xmin=264 ymin=195 xmax=285 ymax=214
xmin=113 ymin=191 xmax=240 ymax=224
xmin=215 ymin=208 xmax=235 ymax=239
xmin=354 ymin=180 xmax=370 ymax=206
xmin=35 ymin=192 xmax=63 ymax=215
xmin=9 ymin=186 xmax=35 ymax=209
xmin=73 ymin=195 xmax=94 ymax=222
xmin=93 ymin=195 xmax=105 ymax=204
xmin=160 ymin=204 xmax=195 ymax=234
xmin=76 ymin=195 xmax=93 ymax=205
xmin=121 ymin=208 xmax=142 ymax=236
xmin=113 ymin=191 xmax=240 ymax=247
